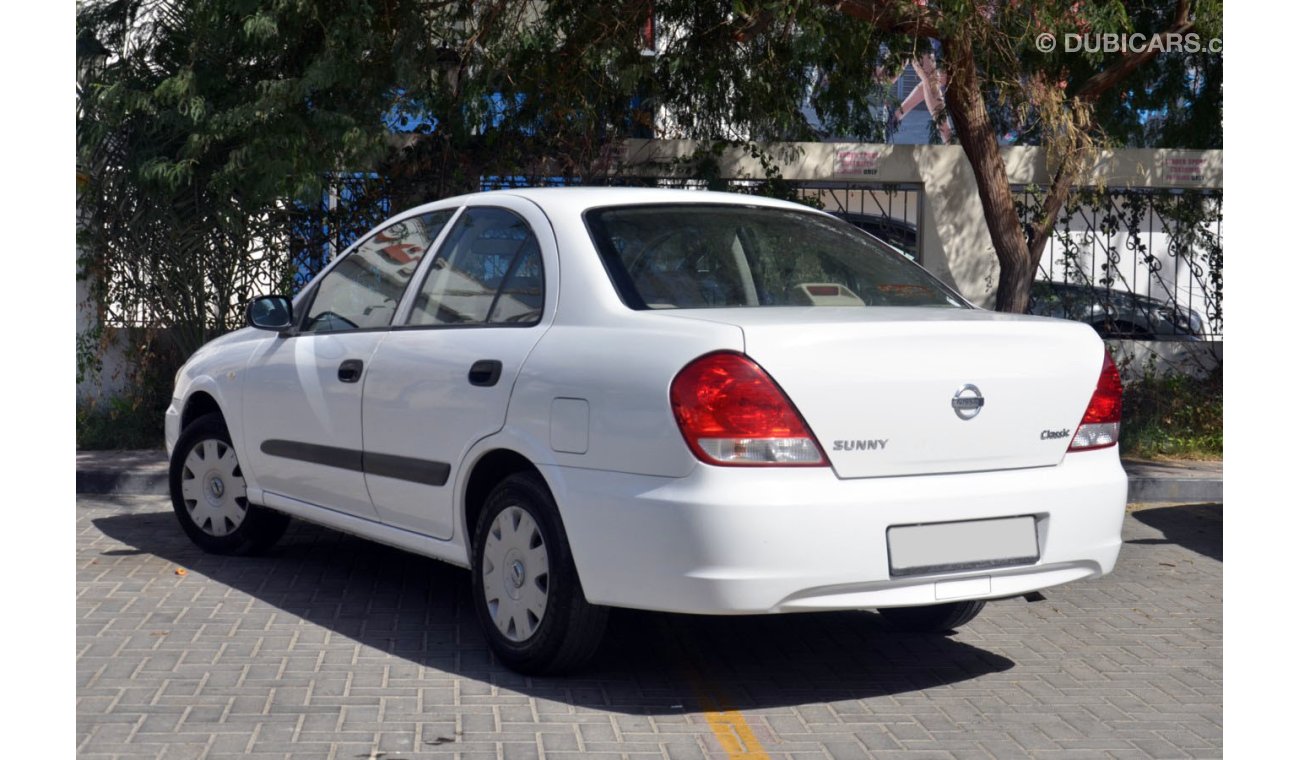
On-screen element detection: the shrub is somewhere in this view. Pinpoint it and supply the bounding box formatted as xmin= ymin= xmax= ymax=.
xmin=76 ymin=396 xmax=166 ymax=450
xmin=1120 ymin=363 xmax=1222 ymax=460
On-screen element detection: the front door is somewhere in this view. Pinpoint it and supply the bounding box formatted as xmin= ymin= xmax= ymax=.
xmin=241 ymin=210 xmax=454 ymax=516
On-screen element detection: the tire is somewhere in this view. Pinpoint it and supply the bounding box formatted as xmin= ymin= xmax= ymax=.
xmin=878 ymin=600 xmax=986 ymax=633
xmin=169 ymin=412 xmax=290 ymax=555
xmin=471 ymin=472 xmax=608 ymax=675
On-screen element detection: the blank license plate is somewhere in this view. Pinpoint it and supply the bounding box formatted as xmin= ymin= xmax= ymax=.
xmin=887 ymin=516 xmax=1039 ymax=577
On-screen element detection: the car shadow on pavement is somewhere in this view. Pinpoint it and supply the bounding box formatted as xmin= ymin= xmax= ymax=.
xmin=91 ymin=510 xmax=1014 ymax=714
xmin=1128 ymin=503 xmax=1222 ymax=561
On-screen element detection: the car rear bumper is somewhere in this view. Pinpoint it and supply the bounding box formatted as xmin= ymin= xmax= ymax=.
xmin=544 ymin=449 xmax=1127 ymax=614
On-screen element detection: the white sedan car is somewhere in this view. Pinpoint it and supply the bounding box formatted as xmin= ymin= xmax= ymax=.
xmin=165 ymin=188 xmax=1127 ymax=674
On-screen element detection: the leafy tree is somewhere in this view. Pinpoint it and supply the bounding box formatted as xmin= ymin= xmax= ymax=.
xmin=78 ymin=0 xmax=1223 ymax=353
xmin=389 ymin=0 xmax=1222 ymax=312
xmin=635 ymin=0 xmax=1222 ymax=312
xmin=77 ymin=0 xmax=439 ymax=364
xmin=845 ymin=0 xmax=1220 ymax=312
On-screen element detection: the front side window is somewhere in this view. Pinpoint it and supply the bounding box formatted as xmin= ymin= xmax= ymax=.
xmin=586 ymin=205 xmax=964 ymax=310
xmin=407 ymin=207 xmax=545 ymax=326
xmin=303 ymin=210 xmax=454 ymax=333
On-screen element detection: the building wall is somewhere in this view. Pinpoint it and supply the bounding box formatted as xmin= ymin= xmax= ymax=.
xmin=76 ymin=274 xmax=132 ymax=405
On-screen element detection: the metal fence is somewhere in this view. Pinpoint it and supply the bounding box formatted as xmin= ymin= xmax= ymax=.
xmin=1016 ymin=187 xmax=1223 ymax=339
xmin=97 ymin=172 xmax=1216 ymax=341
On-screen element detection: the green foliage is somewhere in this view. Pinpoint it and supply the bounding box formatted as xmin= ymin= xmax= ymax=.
xmin=77 ymin=396 xmax=166 ymax=450
xmin=77 ymin=0 xmax=437 ymax=399
xmin=1121 ymin=364 xmax=1222 ymax=459
xmin=1087 ymin=1 xmax=1222 ymax=149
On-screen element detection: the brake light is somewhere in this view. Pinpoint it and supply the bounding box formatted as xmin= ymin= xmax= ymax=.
xmin=1070 ymin=350 xmax=1123 ymax=451
xmin=670 ymin=352 xmax=826 ymax=466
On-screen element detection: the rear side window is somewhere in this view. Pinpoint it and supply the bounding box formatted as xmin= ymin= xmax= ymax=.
xmin=407 ymin=207 xmax=545 ymax=326
xmin=302 ymin=210 xmax=454 ymax=333
xmin=586 ymin=205 xmax=963 ymax=310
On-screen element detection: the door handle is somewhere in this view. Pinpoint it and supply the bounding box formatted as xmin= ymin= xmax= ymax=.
xmin=468 ymin=359 xmax=503 ymax=387
xmin=338 ymin=359 xmax=364 ymax=383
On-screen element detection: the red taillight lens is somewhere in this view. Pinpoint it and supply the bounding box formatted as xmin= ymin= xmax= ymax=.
xmin=1070 ymin=351 xmax=1123 ymax=451
xmin=670 ymin=352 xmax=826 ymax=466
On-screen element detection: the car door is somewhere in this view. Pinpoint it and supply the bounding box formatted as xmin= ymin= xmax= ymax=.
xmin=361 ymin=200 xmax=555 ymax=539
xmin=241 ymin=210 xmax=455 ymax=516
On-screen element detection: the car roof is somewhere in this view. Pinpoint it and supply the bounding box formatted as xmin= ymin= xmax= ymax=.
xmin=401 ymin=186 xmax=830 ymax=219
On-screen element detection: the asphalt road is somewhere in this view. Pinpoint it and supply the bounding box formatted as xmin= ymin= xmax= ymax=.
xmin=77 ymin=495 xmax=1222 ymax=759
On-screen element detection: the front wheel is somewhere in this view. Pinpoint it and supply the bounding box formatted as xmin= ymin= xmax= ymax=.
xmin=471 ymin=473 xmax=608 ymax=674
xmin=877 ymin=600 xmax=986 ymax=633
xmin=169 ymin=412 xmax=289 ymax=555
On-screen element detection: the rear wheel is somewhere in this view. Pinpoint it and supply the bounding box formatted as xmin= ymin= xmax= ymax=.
xmin=471 ymin=472 xmax=608 ymax=674
xmin=878 ymin=600 xmax=986 ymax=633
xmin=169 ymin=412 xmax=289 ymax=555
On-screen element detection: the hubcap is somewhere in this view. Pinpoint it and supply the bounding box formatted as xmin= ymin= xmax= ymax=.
xmin=179 ymin=438 xmax=248 ymax=537
xmin=481 ymin=505 xmax=549 ymax=642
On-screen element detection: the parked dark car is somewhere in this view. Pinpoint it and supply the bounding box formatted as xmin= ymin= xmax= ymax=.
xmin=1028 ymin=281 xmax=1204 ymax=340
xmin=828 ymin=212 xmax=919 ymax=260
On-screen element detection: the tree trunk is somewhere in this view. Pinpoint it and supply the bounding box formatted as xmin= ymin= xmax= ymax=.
xmin=941 ymin=37 xmax=1035 ymax=313
xmin=1025 ymin=153 xmax=1084 ymax=283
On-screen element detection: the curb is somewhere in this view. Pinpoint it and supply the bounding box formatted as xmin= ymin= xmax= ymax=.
xmin=1127 ymin=477 xmax=1223 ymax=505
xmin=76 ymin=469 xmax=169 ymax=496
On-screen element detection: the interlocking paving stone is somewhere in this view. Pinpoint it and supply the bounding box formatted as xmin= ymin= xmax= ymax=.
xmin=78 ymin=496 xmax=1222 ymax=758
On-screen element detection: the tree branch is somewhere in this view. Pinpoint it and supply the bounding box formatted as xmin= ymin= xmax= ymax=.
xmin=1026 ymin=0 xmax=1196 ymax=272
xmin=1074 ymin=0 xmax=1192 ymax=103
xmin=833 ymin=0 xmax=940 ymax=40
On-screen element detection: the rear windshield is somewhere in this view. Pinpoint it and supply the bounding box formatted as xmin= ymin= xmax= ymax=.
xmin=585 ymin=204 xmax=965 ymax=310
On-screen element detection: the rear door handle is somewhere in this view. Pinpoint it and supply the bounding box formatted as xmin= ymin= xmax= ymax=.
xmin=338 ymin=359 xmax=364 ymax=383
xmin=468 ymin=360 xmax=502 ymax=387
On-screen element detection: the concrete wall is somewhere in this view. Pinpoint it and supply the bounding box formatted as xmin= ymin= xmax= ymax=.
xmin=76 ymin=275 xmax=133 ymax=406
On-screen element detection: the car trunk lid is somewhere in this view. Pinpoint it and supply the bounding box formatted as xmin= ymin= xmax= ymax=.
xmin=661 ymin=307 xmax=1106 ymax=478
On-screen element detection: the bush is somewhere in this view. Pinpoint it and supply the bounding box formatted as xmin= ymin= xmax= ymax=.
xmin=76 ymin=396 xmax=166 ymax=450
xmin=1120 ymin=364 xmax=1222 ymax=460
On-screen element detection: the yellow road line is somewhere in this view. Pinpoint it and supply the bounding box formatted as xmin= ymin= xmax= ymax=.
xmin=655 ymin=617 xmax=771 ymax=760
xmin=700 ymin=706 xmax=772 ymax=760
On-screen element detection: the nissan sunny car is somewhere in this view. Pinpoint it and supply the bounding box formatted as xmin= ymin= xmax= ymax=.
xmin=166 ymin=188 xmax=1128 ymax=674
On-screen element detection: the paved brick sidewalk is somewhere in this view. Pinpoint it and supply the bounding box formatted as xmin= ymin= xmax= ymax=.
xmin=77 ymin=496 xmax=1222 ymax=759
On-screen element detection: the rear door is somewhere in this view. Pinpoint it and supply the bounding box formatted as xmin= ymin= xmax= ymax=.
xmin=361 ymin=199 xmax=555 ymax=539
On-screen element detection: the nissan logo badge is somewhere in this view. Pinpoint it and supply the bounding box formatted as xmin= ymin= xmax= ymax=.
xmin=951 ymin=384 xmax=985 ymax=420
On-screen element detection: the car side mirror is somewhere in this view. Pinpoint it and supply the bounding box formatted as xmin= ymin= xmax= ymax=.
xmin=247 ymin=295 xmax=294 ymax=332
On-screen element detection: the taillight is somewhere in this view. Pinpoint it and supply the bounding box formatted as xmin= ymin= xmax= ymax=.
xmin=670 ymin=351 xmax=826 ymax=466
xmin=1070 ymin=350 xmax=1123 ymax=451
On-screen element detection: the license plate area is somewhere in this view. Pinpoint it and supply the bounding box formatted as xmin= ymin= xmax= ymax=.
xmin=887 ymin=516 xmax=1039 ymax=577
